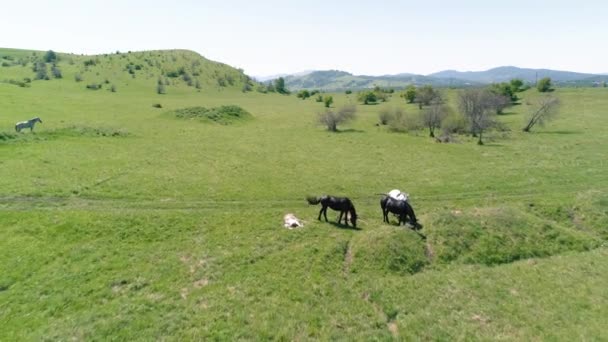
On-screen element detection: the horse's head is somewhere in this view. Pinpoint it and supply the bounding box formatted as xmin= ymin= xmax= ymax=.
xmin=349 ymin=208 xmax=357 ymax=228
xmin=34 ymin=117 xmax=42 ymax=123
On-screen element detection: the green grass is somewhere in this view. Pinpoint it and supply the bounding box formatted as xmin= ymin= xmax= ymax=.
xmin=1 ymin=48 xmax=607 ymax=340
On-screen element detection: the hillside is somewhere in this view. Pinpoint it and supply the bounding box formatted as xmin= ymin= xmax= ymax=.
xmin=283 ymin=70 xmax=474 ymax=91
xmin=429 ymin=66 xmax=602 ymax=85
xmin=0 ymin=48 xmax=255 ymax=93
xmin=275 ymin=66 xmax=606 ymax=91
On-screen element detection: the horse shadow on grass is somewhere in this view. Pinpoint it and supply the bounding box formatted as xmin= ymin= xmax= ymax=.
xmin=335 ymin=128 xmax=365 ymax=134
xmin=536 ymin=130 xmax=582 ymax=135
xmin=328 ymin=221 xmax=362 ymax=231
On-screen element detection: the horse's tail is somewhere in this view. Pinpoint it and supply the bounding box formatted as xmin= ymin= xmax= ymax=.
xmin=306 ymin=196 xmax=322 ymax=205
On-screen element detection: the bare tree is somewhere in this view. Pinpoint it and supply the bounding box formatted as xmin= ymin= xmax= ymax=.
xmin=421 ymin=100 xmax=449 ymax=138
xmin=458 ymin=89 xmax=497 ymax=145
xmin=318 ymin=105 xmax=357 ymax=132
xmin=523 ymin=96 xmax=560 ymax=132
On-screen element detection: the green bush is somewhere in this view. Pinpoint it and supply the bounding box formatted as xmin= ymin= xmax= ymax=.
xmin=172 ymin=105 xmax=252 ymax=124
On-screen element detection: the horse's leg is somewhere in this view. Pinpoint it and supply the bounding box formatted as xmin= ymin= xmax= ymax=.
xmin=318 ymin=206 xmax=323 ymax=221
xmin=322 ymin=206 xmax=328 ymax=222
xmin=338 ymin=211 xmax=343 ymax=224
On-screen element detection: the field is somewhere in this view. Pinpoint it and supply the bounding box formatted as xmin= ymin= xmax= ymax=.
xmin=1 ymin=48 xmax=607 ymax=340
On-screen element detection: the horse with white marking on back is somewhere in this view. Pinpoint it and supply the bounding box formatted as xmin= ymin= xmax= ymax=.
xmin=15 ymin=117 xmax=43 ymax=132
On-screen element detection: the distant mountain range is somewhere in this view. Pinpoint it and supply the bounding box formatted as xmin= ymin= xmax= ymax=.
xmin=260 ymin=66 xmax=607 ymax=91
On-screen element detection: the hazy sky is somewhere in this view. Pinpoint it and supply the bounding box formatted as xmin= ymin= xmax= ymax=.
xmin=3 ymin=0 xmax=607 ymax=76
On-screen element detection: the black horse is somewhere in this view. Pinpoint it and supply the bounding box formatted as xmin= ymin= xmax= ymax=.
xmin=380 ymin=195 xmax=421 ymax=229
xmin=307 ymin=195 xmax=357 ymax=228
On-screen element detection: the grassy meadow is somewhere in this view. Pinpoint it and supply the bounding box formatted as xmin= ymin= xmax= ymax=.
xmin=1 ymin=48 xmax=607 ymax=340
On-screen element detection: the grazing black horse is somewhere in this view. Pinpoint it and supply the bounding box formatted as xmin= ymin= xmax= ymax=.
xmin=380 ymin=195 xmax=421 ymax=229
xmin=307 ymin=195 xmax=357 ymax=228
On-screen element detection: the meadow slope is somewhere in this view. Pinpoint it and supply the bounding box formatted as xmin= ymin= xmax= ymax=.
xmin=1 ymin=48 xmax=607 ymax=340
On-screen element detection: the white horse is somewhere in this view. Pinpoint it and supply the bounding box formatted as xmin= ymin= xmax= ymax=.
xmin=283 ymin=213 xmax=304 ymax=229
xmin=15 ymin=117 xmax=42 ymax=132
xmin=388 ymin=189 xmax=409 ymax=202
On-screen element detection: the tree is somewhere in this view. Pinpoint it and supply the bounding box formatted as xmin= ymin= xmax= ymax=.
xmin=523 ymin=95 xmax=560 ymax=132
xmin=318 ymin=105 xmax=357 ymax=132
xmin=297 ymin=90 xmax=310 ymax=99
xmin=274 ymin=77 xmax=289 ymax=94
xmin=510 ymin=78 xmax=524 ymax=93
xmin=357 ymin=91 xmax=377 ymax=105
xmin=458 ymin=89 xmax=497 ymax=145
xmin=323 ymin=96 xmax=333 ymax=108
xmin=421 ymin=100 xmax=449 ymax=138
xmin=537 ymin=77 xmax=553 ymax=92
xmin=487 ymin=92 xmax=512 ymax=114
xmin=416 ymin=85 xmax=440 ymax=109
xmin=401 ymin=85 xmax=417 ymax=104
xmin=44 ymin=50 xmax=57 ymax=63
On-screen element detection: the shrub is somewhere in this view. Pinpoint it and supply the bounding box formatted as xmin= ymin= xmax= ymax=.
xmin=345 ymin=90 xmax=352 ymax=94
xmin=323 ymin=95 xmax=333 ymax=108
xmin=378 ymin=109 xmax=393 ymax=125
xmin=110 ymin=84 xmax=117 ymax=92
xmin=51 ymin=65 xmax=62 ymax=79
xmin=388 ymin=108 xmax=421 ymax=132
xmin=75 ymin=73 xmax=83 ymax=82
xmin=318 ymin=105 xmax=356 ymax=132
xmin=152 ymin=103 xmax=162 ymax=108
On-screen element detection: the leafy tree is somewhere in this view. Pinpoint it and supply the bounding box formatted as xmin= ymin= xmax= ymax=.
xmin=537 ymin=77 xmax=553 ymax=92
xmin=274 ymin=77 xmax=289 ymax=94
xmin=510 ymin=78 xmax=524 ymax=93
xmin=74 ymin=73 xmax=83 ymax=82
xmin=315 ymin=94 xmax=323 ymax=102
xmin=523 ymin=95 xmax=560 ymax=132
xmin=358 ymin=91 xmax=377 ymax=105
xmin=323 ymin=96 xmax=333 ymax=108
xmin=318 ymin=105 xmax=357 ymax=132
xmin=110 ymin=84 xmax=117 ymax=92
xmin=297 ymin=90 xmax=310 ymax=99
xmin=421 ymin=100 xmax=449 ymax=138
xmin=401 ymin=85 xmax=417 ymax=104
xmin=43 ymin=50 xmax=57 ymax=63
xmin=345 ymin=90 xmax=352 ymax=94
xmin=458 ymin=89 xmax=498 ymax=145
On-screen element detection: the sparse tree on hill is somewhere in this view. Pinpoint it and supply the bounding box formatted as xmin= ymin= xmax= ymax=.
xmin=537 ymin=77 xmax=553 ymax=92
xmin=318 ymin=105 xmax=357 ymax=132
xmin=44 ymin=50 xmax=57 ymax=63
xmin=323 ymin=96 xmax=333 ymax=108
xmin=523 ymin=95 xmax=560 ymax=132
xmin=421 ymin=100 xmax=449 ymax=138
xmin=458 ymin=88 xmax=497 ymax=145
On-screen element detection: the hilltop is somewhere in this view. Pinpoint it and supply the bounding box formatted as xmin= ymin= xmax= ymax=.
xmin=0 ymin=48 xmax=255 ymax=93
